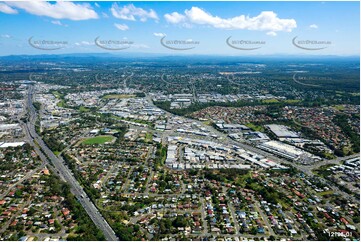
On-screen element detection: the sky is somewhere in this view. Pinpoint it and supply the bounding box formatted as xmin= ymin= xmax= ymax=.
xmin=0 ymin=1 xmax=359 ymax=56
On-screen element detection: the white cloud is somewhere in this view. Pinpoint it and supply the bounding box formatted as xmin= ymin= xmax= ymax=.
xmin=153 ymin=32 xmax=166 ymax=37
xmin=94 ymin=3 xmax=100 ymax=8
xmin=266 ymin=31 xmax=277 ymax=36
xmin=110 ymin=3 xmax=158 ymax=22
xmin=114 ymin=23 xmax=129 ymax=31
xmin=6 ymin=1 xmax=98 ymax=20
xmin=51 ymin=20 xmax=68 ymax=27
xmin=164 ymin=12 xmax=186 ymax=24
xmin=0 ymin=3 xmax=18 ymax=14
xmin=164 ymin=7 xmax=297 ymax=32
xmin=309 ymin=24 xmax=318 ymax=29
xmin=75 ymin=41 xmax=93 ymax=46
xmin=1 ymin=34 xmax=12 ymax=38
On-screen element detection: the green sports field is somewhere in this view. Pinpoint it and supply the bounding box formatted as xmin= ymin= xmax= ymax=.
xmin=82 ymin=135 xmax=114 ymax=145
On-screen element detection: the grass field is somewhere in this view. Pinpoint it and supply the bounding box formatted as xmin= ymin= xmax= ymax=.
xmin=261 ymin=98 xmax=279 ymax=104
xmin=145 ymin=132 xmax=153 ymax=143
xmin=202 ymin=120 xmax=212 ymax=126
xmin=318 ymin=190 xmax=334 ymax=196
xmin=82 ymin=135 xmax=114 ymax=145
xmin=284 ymin=99 xmax=301 ymax=104
xmin=333 ymin=105 xmax=345 ymax=111
xmin=102 ymin=94 xmax=135 ymax=99
xmin=262 ymin=99 xmax=301 ymax=104
xmin=342 ymin=145 xmax=353 ymax=156
xmin=52 ymin=91 xmax=61 ymax=98
xmin=57 ymin=100 xmax=66 ymax=108
xmin=79 ymin=106 xmax=90 ymax=112
xmin=246 ymin=123 xmax=264 ymax=132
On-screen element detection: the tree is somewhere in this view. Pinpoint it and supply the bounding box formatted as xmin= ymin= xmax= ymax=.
xmin=269 ymin=235 xmax=276 ymax=241
xmin=250 ymin=226 xmax=258 ymax=235
xmin=172 ymin=216 xmax=188 ymax=228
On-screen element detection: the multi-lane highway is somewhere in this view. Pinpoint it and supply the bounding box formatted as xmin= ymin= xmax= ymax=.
xmin=24 ymin=85 xmax=118 ymax=241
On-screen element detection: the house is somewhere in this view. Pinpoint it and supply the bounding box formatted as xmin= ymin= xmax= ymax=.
xmin=10 ymin=220 xmax=18 ymax=226
xmin=340 ymin=217 xmax=349 ymax=224
xmin=42 ymin=169 xmax=50 ymax=175
xmin=210 ymin=217 xmax=217 ymax=225
xmin=34 ymin=221 xmax=42 ymax=226
xmin=238 ymin=211 xmax=246 ymax=219
xmin=2 ymin=211 xmax=11 ymax=217
xmin=211 ymin=227 xmax=221 ymax=233
xmin=62 ymin=208 xmax=70 ymax=217
xmin=289 ymin=229 xmax=298 ymax=235
xmin=226 ymin=227 xmax=235 ymax=233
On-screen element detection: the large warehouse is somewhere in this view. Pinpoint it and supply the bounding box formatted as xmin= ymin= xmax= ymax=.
xmin=265 ymin=124 xmax=299 ymax=139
